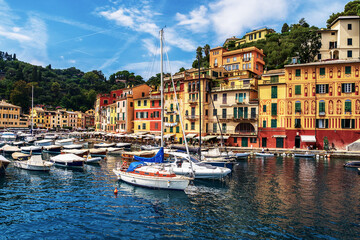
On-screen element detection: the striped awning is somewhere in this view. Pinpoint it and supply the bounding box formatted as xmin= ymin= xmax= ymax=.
xmin=185 ymin=133 xmax=197 ymax=138
xmin=301 ymin=135 xmax=316 ymax=142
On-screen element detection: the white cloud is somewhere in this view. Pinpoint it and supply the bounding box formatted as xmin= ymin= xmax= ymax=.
xmin=99 ymin=8 xmax=134 ymax=27
xmin=176 ymin=5 xmax=210 ymax=33
xmin=69 ymin=59 xmax=76 ymax=64
xmin=142 ymin=38 xmax=171 ymax=56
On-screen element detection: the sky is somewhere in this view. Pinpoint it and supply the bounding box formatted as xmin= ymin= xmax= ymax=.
xmin=0 ymin=0 xmax=350 ymax=80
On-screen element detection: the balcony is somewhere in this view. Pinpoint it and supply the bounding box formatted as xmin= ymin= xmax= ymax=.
xmin=185 ymin=74 xmax=211 ymax=81
xmin=211 ymin=83 xmax=254 ymax=92
xmin=188 ymin=98 xmax=198 ymax=104
xmin=185 ymin=115 xmax=199 ymax=121
xmin=319 ymin=112 xmax=325 ymax=116
xmin=212 ymin=114 xmax=258 ymax=122
xmin=150 ymin=95 xmax=161 ymax=99
xmin=235 ymin=99 xmax=245 ymax=104
xmin=207 ymin=129 xmax=257 ymax=136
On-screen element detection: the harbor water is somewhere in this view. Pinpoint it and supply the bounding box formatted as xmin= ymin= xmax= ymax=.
xmin=0 ymin=155 xmax=359 ymax=239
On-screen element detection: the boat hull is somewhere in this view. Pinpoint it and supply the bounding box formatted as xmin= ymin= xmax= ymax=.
xmin=85 ymin=157 xmax=102 ymax=164
xmin=294 ymin=154 xmax=315 ymax=158
xmin=13 ymin=161 xmax=52 ymax=171
xmin=255 ymin=153 xmax=274 ymax=157
xmin=113 ymin=169 xmax=190 ymax=190
xmin=21 ymin=149 xmax=42 ymax=155
xmin=0 ymin=160 xmax=10 ymax=174
xmin=50 ymin=160 xmax=84 ymax=168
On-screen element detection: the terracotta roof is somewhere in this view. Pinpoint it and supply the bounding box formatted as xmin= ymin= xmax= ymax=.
xmin=262 ymin=69 xmax=285 ymax=76
xmin=0 ymin=100 xmax=20 ymax=108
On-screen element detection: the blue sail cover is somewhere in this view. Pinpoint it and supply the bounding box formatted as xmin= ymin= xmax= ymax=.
xmin=126 ymin=162 xmax=145 ymax=172
xmin=134 ymin=147 xmax=164 ymax=163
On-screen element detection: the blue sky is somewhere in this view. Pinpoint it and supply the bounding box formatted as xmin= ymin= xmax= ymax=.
xmin=0 ymin=0 xmax=350 ymax=80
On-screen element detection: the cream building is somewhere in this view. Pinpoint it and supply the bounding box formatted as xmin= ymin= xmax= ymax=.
xmin=0 ymin=100 xmax=22 ymax=129
xmin=317 ymin=16 xmax=360 ymax=61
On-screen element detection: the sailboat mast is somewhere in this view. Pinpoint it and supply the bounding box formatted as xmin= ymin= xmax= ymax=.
xmin=160 ymin=29 xmax=164 ymax=148
xmin=31 ymin=85 xmax=34 ymax=135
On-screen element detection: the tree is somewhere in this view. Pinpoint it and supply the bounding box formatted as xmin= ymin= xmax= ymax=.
xmin=327 ymin=1 xmax=360 ymax=27
xmin=10 ymin=80 xmax=30 ymax=112
xmin=179 ymin=67 xmax=186 ymax=72
xmin=281 ymin=23 xmax=289 ymax=33
xmin=196 ymin=46 xmax=203 ymax=59
xmin=299 ymin=18 xmax=310 ymax=28
xmin=203 ymin=44 xmax=210 ymax=57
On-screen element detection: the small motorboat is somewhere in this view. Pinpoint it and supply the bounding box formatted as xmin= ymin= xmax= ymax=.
xmin=235 ymin=152 xmax=250 ymax=159
xmin=55 ymin=139 xmax=74 ymax=146
xmin=89 ymin=148 xmax=107 ymax=157
xmin=255 ymin=152 xmax=274 ymax=157
xmin=84 ymin=155 xmax=102 ymax=164
xmin=0 ymin=155 xmax=11 ymax=174
xmin=93 ymin=142 xmax=115 ymax=148
xmin=61 ymin=149 xmax=89 ymax=157
xmin=21 ymin=146 xmax=43 ymax=155
xmin=106 ymin=147 xmax=123 ymax=155
xmin=294 ymin=153 xmax=315 ymax=158
xmin=344 ymin=161 xmax=360 ymax=168
xmin=1 ymin=144 xmax=21 ymax=155
xmin=34 ymin=139 xmax=53 ymax=147
xmin=141 ymin=145 xmax=161 ymax=151
xmin=12 ymin=141 xmax=25 ymax=147
xmin=43 ymin=145 xmax=62 ymax=154
xmin=115 ymin=143 xmax=132 ymax=149
xmin=121 ymin=150 xmax=156 ymax=161
xmin=50 ymin=153 xmax=85 ymax=168
xmin=13 ymin=155 xmax=53 ymax=171
xmin=62 ymin=144 xmax=83 ymax=150
xmin=12 ymin=152 xmax=31 ymax=160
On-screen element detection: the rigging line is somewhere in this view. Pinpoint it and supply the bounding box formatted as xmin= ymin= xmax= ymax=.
xmin=163 ymin=36 xmax=192 ymax=166
xmin=145 ymin=40 xmax=159 ymax=81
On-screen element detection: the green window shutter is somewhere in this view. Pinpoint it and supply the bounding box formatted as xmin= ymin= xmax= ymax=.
xmin=239 ymin=108 xmax=244 ymax=118
xmin=170 ymin=127 xmax=173 ymax=133
xmin=316 ymin=85 xmax=319 ymax=93
xmin=271 ymin=86 xmax=277 ymax=98
xmin=295 ymin=102 xmax=301 ymax=112
xmin=170 ymin=103 xmax=173 ymax=110
xmin=271 ymin=119 xmax=277 ymax=128
xmin=316 ymin=119 xmax=319 ymax=128
xmin=263 ymin=120 xmax=266 ymax=128
xmin=352 ymin=83 xmax=355 ymax=92
xmin=176 ymin=126 xmax=180 ymax=133
xmin=320 ymin=68 xmax=325 ymax=75
xmin=295 ymin=85 xmax=301 ymax=95
xmin=325 ymin=119 xmax=329 ymax=128
xmin=263 ymin=105 xmax=266 ymax=113
xmin=341 ymin=119 xmax=345 ymax=128
xmin=296 ymin=69 xmax=301 ymax=77
xmin=352 ymin=119 xmax=355 ymax=128
xmin=326 ymin=84 xmax=329 ymax=93
xmin=271 ymin=103 xmax=277 ymax=116
xmin=233 ymin=108 xmax=237 ymax=118
xmin=213 ymin=123 xmax=217 ymax=132
xmin=345 ymin=101 xmax=352 ymax=112
xmin=345 ymin=66 xmax=351 ymax=74
xmin=342 ymin=83 xmax=345 ymax=93
xmin=244 ymin=107 xmax=248 ymax=119
xmin=176 ymin=115 xmax=179 ymax=122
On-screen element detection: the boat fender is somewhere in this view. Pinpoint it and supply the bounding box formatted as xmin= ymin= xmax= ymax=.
xmin=167 ymin=180 xmax=170 ymax=187
xmin=114 ymin=188 xmax=118 ymax=195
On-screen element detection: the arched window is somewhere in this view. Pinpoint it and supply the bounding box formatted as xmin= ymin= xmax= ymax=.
xmin=345 ymin=99 xmax=352 ymax=113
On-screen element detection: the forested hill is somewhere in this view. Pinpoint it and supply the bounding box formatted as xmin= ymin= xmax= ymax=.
xmin=0 ymin=52 xmax=145 ymax=113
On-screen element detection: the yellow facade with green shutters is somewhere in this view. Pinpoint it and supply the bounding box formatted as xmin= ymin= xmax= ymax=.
xmin=133 ymin=97 xmax=151 ymax=134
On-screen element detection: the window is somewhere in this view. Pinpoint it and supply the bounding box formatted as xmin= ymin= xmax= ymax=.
xmin=233 ymin=57 xmax=237 ymax=61
xmin=316 ymin=119 xmax=328 ymax=129
xmin=345 ymin=100 xmax=352 ymax=113
xmin=345 ymin=66 xmax=351 ymax=74
xmin=316 ymin=84 xmax=329 ymax=94
xmin=271 ymin=86 xmax=277 ymax=98
xmin=319 ymin=101 xmax=325 ymax=113
xmin=348 ymin=23 xmax=352 ymax=30
xmin=144 ymin=100 xmax=147 ymax=106
xmin=348 ymin=50 xmax=352 ymax=58
xmin=191 ymin=122 xmax=195 ymax=130
xmin=318 ymin=53 xmax=321 ymax=60
xmin=213 ymin=94 xmax=217 ymax=101
xmin=137 ymin=101 xmax=141 ymax=106
xmin=295 ymin=102 xmax=301 ymax=113
xmin=213 ymin=123 xmax=217 ymax=133
xmin=222 ymin=93 xmax=227 ymax=104
xmin=227 ymin=58 xmax=230 ymax=63
xmin=342 ymin=83 xmax=355 ymax=93
xmin=176 ymin=126 xmax=180 ymax=133
xmin=263 ymin=120 xmax=267 ymax=128
xmin=319 ymin=67 xmax=325 ymax=75
xmin=295 ymin=85 xmax=301 ymax=95
xmin=271 ymin=119 xmax=277 ymax=128
xmin=214 ymin=58 xmax=218 ymax=66
xmin=263 ymin=105 xmax=266 ymax=113
xmin=271 ymin=103 xmax=277 ymax=116
xmin=295 ymin=69 xmax=301 ymax=77
xmin=259 ymin=32 xmax=261 ymax=38
xmin=138 ymin=125 xmax=140 ymax=130
xmin=262 ymin=138 xmax=267 ymax=147
xmin=222 ymin=109 xmax=227 ymax=119
xmin=276 ymin=138 xmax=284 ymax=148
xmin=170 ymin=127 xmax=173 ymax=133
xmin=222 ymin=123 xmax=227 ymax=133
xmin=250 ymin=138 xmax=257 ymax=143
xmin=130 ymin=102 xmax=133 ymax=107
xmin=341 ymin=119 xmax=355 ymax=129
xmin=294 ymin=119 xmax=301 ymax=128
xmin=185 ymin=123 xmax=188 ymax=130
xmin=142 ymin=123 xmax=146 ymax=129
xmin=152 ymin=101 xmax=154 ymax=107
xmin=270 ymin=76 xmax=279 ymax=83
xmin=348 ymin=38 xmax=352 ymax=46
xmin=213 ymin=109 xmax=217 ymax=116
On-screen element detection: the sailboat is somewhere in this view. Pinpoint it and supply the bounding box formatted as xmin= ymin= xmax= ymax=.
xmin=25 ymin=86 xmax=36 ymax=144
xmin=112 ymin=29 xmax=192 ymax=191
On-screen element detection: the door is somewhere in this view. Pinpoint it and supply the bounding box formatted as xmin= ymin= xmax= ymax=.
xmin=276 ymin=138 xmax=284 ymax=148
xmin=262 ymin=137 xmax=267 ymax=147
xmin=242 ymin=137 xmax=248 ymax=147
xmin=295 ymin=136 xmax=300 ymax=148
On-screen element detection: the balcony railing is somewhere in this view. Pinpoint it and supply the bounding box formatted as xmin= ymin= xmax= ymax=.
xmin=212 ymin=114 xmax=258 ymax=121
xmin=211 ymin=83 xmax=254 ymax=92
xmin=150 ymin=95 xmax=161 ymax=99
xmin=207 ymin=129 xmax=257 ymax=135
xmin=185 ymin=115 xmax=199 ymax=120
xmin=188 ymin=98 xmax=198 ymax=104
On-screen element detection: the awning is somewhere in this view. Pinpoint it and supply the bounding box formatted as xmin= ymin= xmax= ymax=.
xmin=217 ymin=136 xmax=230 ymax=140
xmin=273 ymin=135 xmax=287 ymax=138
xmin=134 ymin=131 xmax=148 ymax=136
xmin=186 ymin=133 xmax=197 ymax=138
xmin=164 ymin=134 xmax=175 ymax=139
xmin=301 ymin=135 xmax=316 ymax=142
xmin=202 ymin=136 xmax=217 ymax=141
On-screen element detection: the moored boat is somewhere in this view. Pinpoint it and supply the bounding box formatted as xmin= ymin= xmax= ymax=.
xmin=43 ymin=145 xmax=62 ymax=154
xmin=88 ymin=148 xmax=107 ymax=157
xmin=121 ymin=150 xmax=156 ymax=161
xmin=255 ymin=152 xmax=274 ymax=157
xmin=1 ymin=144 xmax=21 ymax=155
xmin=115 ymin=143 xmax=132 ymax=149
xmin=13 ymin=155 xmax=53 ymax=171
xmin=0 ymin=155 xmax=11 ymax=174
xmin=61 ymin=149 xmax=89 ymax=157
xmin=84 ymin=155 xmax=102 ymax=164
xmin=235 ymin=152 xmax=250 ymax=159
xmin=94 ymin=142 xmax=115 ymax=148
xmin=294 ymin=153 xmax=315 ymax=158
xmin=344 ymin=161 xmax=360 ymax=168
xmin=50 ymin=153 xmax=85 ymax=168
xmin=62 ymin=144 xmax=83 ymax=150
xmin=34 ymin=139 xmax=53 ymax=147
xmin=21 ymin=146 xmax=42 ymax=155
xmin=12 ymin=152 xmax=31 ymax=160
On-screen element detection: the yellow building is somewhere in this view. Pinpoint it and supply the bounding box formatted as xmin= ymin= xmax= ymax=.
xmin=0 ymin=100 xmax=22 ymax=129
xmin=133 ymin=97 xmax=151 ymax=134
xmin=258 ymin=69 xmax=287 ymax=148
xmin=316 ymin=16 xmax=360 ymax=61
xmin=223 ymin=28 xmax=275 ymax=47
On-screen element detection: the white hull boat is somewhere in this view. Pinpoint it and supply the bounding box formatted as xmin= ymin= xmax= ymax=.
xmin=62 ymin=144 xmax=83 ymax=150
xmin=0 ymin=155 xmax=10 ymax=174
xmin=85 ymin=155 xmax=102 ymax=164
xmin=43 ymin=145 xmax=62 ymax=154
xmin=255 ymin=152 xmax=274 ymax=157
xmin=12 ymin=152 xmax=30 ymax=160
xmin=113 ymin=163 xmax=191 ymax=190
xmin=50 ymin=153 xmax=85 ymax=168
xmin=34 ymin=139 xmax=53 ymax=147
xmin=94 ymin=142 xmax=115 ymax=148
xmin=1 ymin=144 xmax=21 ymax=154
xmin=21 ymin=146 xmax=42 ymax=155
xmin=14 ymin=155 xmax=53 ymax=171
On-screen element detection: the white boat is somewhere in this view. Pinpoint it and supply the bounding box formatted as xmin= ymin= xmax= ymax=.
xmin=141 ymin=145 xmax=161 ymax=151
xmin=163 ymin=151 xmax=231 ymax=179
xmin=1 ymin=132 xmax=16 ymax=142
xmin=294 ymin=152 xmax=315 ymax=158
xmin=235 ymin=152 xmax=251 ymax=158
xmin=12 ymin=152 xmax=30 ymax=160
xmin=106 ymin=147 xmax=123 ymax=155
xmin=55 ymin=139 xmax=74 ymax=146
xmin=113 ymin=161 xmax=191 ymax=191
xmin=13 ymin=155 xmax=53 ymax=171
xmin=12 ymin=141 xmax=25 ymax=146
xmin=25 ymin=136 xmax=36 ymax=143
xmin=115 ymin=143 xmax=132 ymax=149
xmin=34 ymin=139 xmax=53 ymax=147
xmin=21 ymin=146 xmax=43 ymax=155
xmin=255 ymin=152 xmax=274 ymax=157
xmin=62 ymin=144 xmax=83 ymax=150
xmin=85 ymin=155 xmax=102 ymax=164
xmin=93 ymin=142 xmax=115 ymax=148
xmin=1 ymin=144 xmax=21 ymax=154
xmin=89 ymin=148 xmax=107 ymax=156
xmin=61 ymin=149 xmax=89 ymax=157
xmin=50 ymin=153 xmax=85 ymax=168
xmin=44 ymin=133 xmax=59 ymax=140
xmin=0 ymin=155 xmax=10 ymax=174
xmin=43 ymin=145 xmax=62 ymax=154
